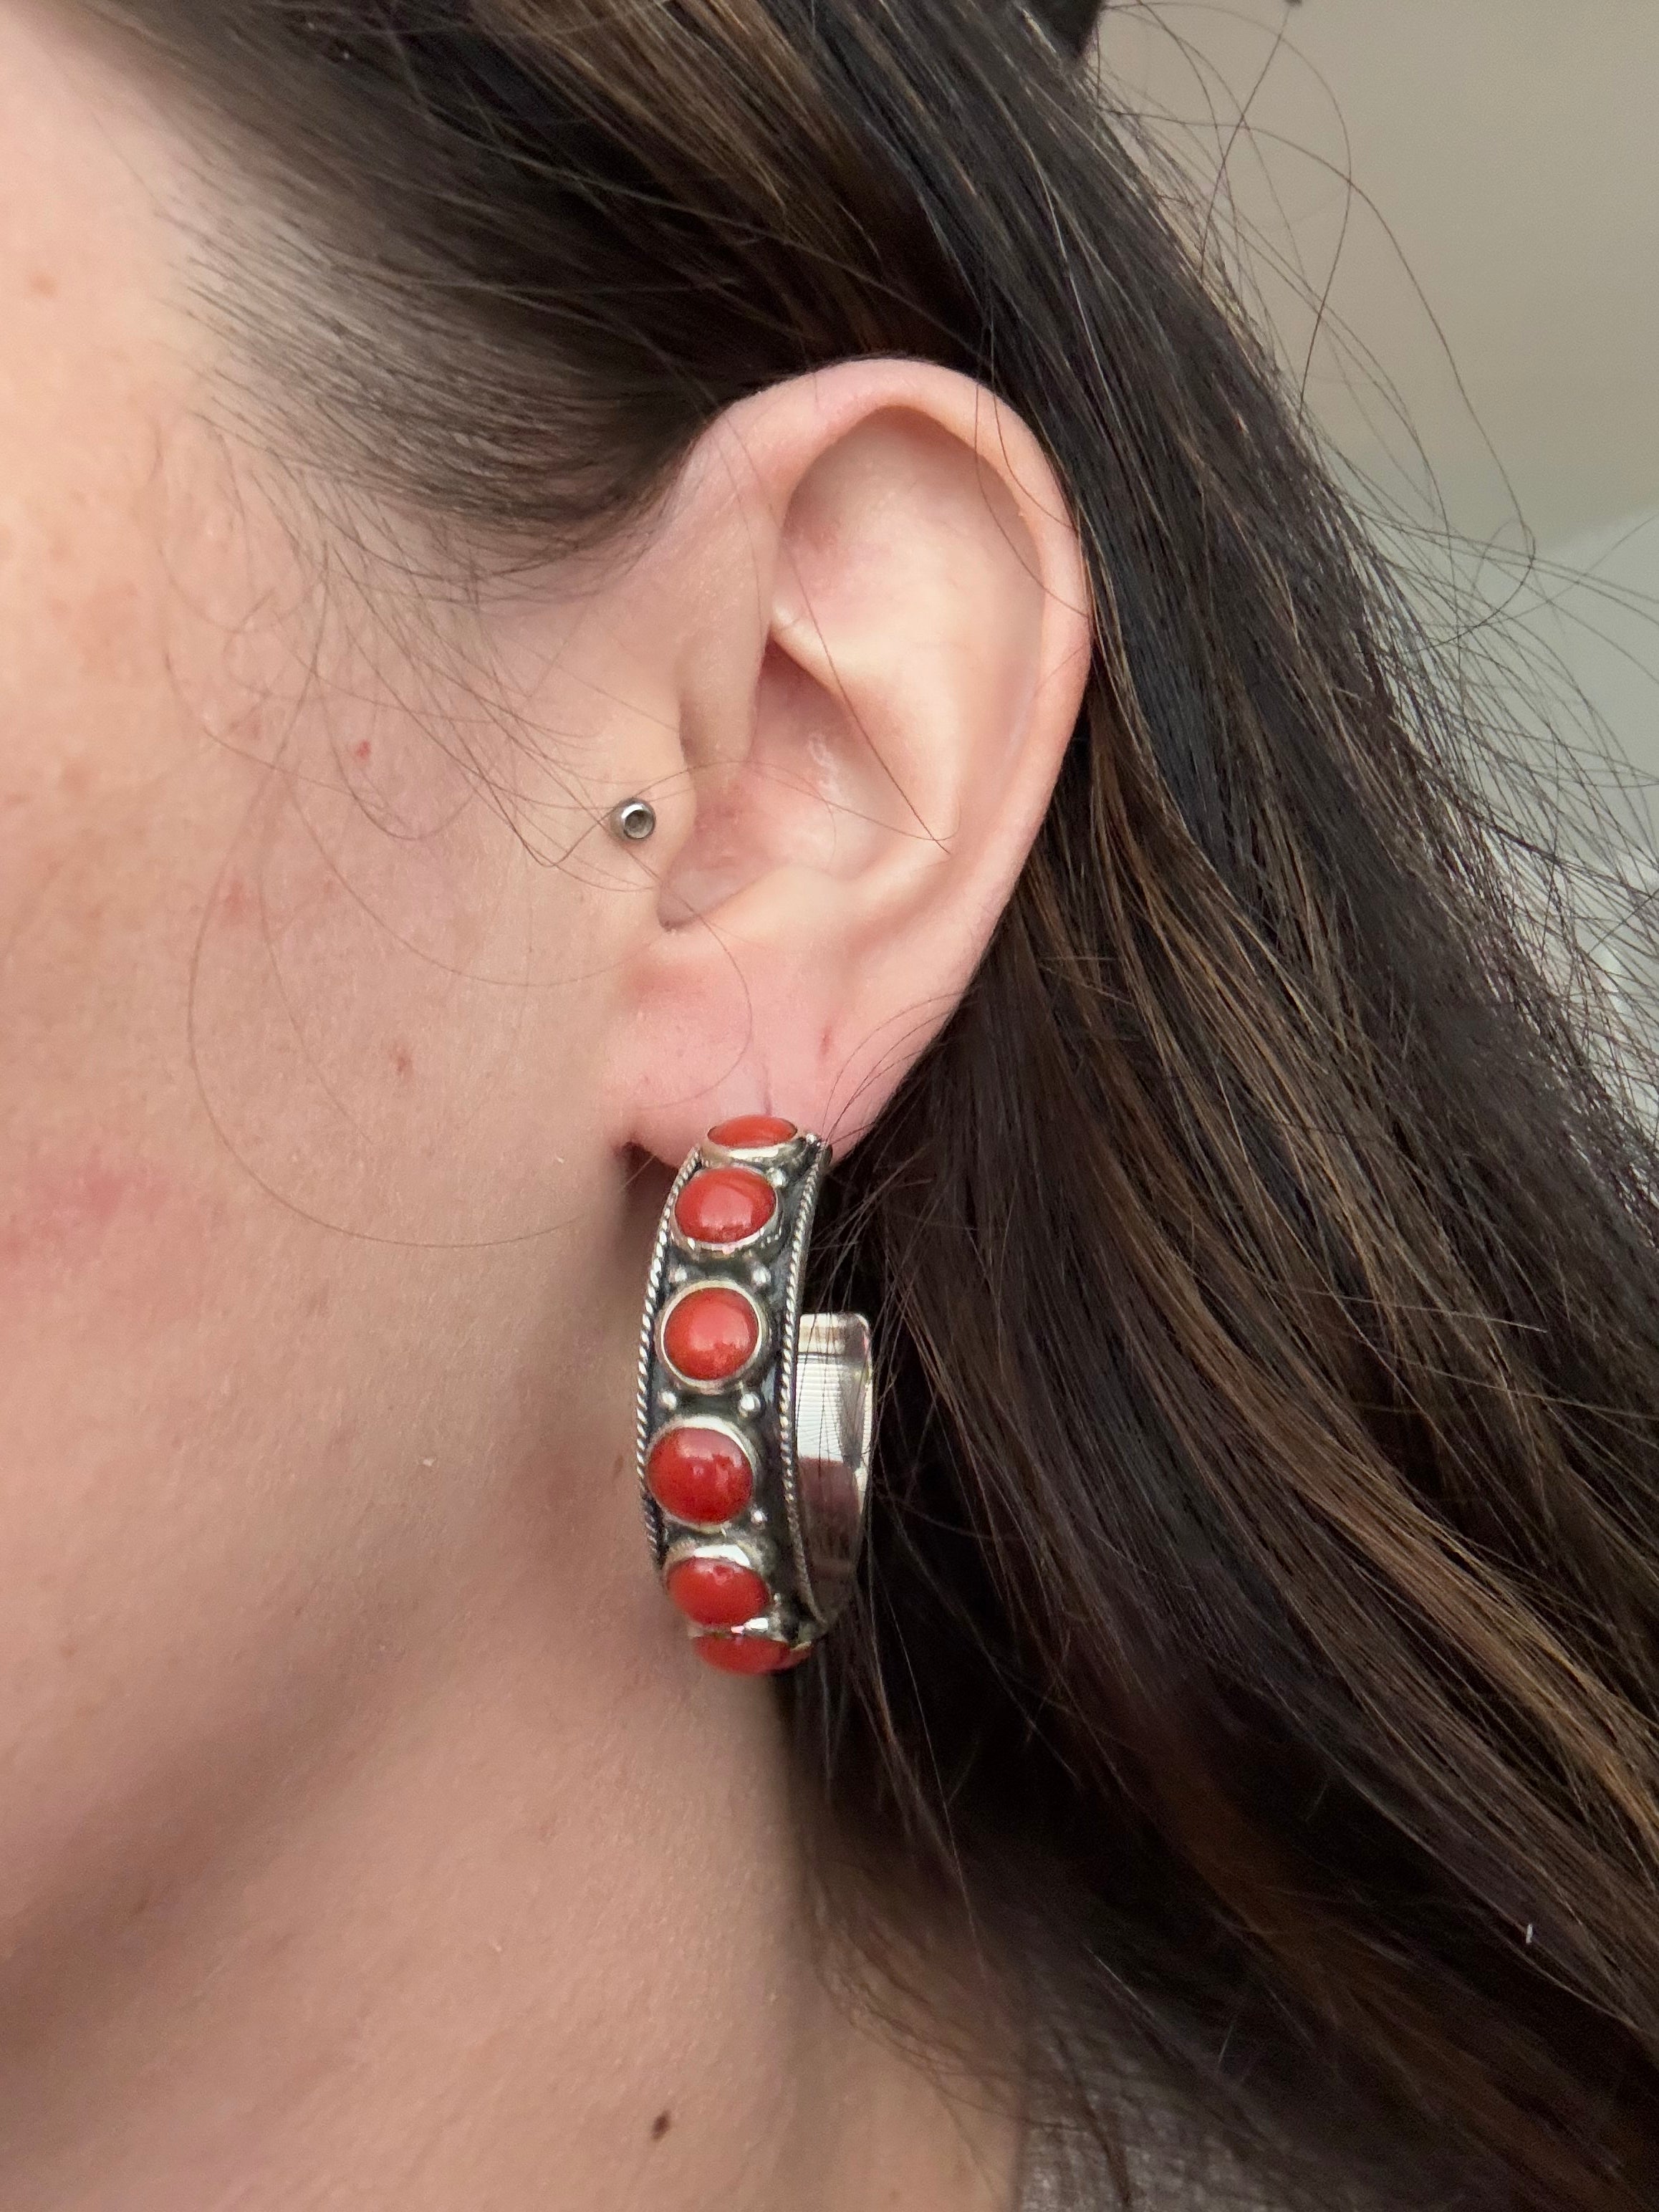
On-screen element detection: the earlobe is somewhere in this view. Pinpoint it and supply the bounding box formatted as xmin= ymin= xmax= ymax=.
xmin=602 ymin=360 xmax=1092 ymax=1168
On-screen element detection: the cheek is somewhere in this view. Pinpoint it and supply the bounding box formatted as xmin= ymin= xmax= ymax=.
xmin=0 ymin=1147 xmax=222 ymax=1335
xmin=0 ymin=1140 xmax=250 ymax=1611
xmin=0 ymin=1139 xmax=292 ymax=1922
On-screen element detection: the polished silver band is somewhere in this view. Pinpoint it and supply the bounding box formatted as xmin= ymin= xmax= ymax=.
xmin=635 ymin=1125 xmax=872 ymax=1663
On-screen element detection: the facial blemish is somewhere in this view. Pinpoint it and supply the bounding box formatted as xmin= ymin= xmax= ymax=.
xmin=0 ymin=1152 xmax=166 ymax=1275
xmin=216 ymin=873 xmax=256 ymax=927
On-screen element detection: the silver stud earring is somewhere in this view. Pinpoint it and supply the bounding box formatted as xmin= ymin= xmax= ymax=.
xmin=606 ymin=797 xmax=657 ymax=842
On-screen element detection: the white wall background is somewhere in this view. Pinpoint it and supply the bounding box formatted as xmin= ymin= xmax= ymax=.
xmin=1096 ymin=0 xmax=1659 ymax=783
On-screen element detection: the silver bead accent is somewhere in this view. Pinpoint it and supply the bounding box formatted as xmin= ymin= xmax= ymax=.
xmin=656 ymin=1387 xmax=679 ymax=1413
xmin=606 ymin=797 xmax=657 ymax=842
xmin=748 ymin=1262 xmax=771 ymax=1291
xmin=667 ymin=1263 xmax=691 ymax=1287
xmin=737 ymin=1388 xmax=764 ymax=1418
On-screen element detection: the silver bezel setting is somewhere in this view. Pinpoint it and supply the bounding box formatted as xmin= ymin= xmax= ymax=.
xmin=669 ymin=1164 xmax=787 ymax=1262
xmin=654 ymin=1277 xmax=771 ymax=1394
xmin=698 ymin=1126 xmax=809 ymax=1173
xmin=633 ymin=1125 xmax=873 ymax=1665
xmin=644 ymin=1411 xmax=760 ymax=1531
xmin=687 ymin=1624 xmax=816 ymax=1663
xmin=661 ymin=1532 xmax=764 ymax=1578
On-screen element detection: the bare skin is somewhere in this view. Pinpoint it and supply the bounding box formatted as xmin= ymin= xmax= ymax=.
xmin=0 ymin=5 xmax=1092 ymax=2205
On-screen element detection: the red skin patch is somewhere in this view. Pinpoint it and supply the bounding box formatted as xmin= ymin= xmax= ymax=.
xmin=216 ymin=874 xmax=255 ymax=927
xmin=0 ymin=1152 xmax=169 ymax=1275
xmin=0 ymin=1148 xmax=220 ymax=1329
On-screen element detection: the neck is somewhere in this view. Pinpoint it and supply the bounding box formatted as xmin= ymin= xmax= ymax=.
xmin=0 ymin=1451 xmax=1016 ymax=2211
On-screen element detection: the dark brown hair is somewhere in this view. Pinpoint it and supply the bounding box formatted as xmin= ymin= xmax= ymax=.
xmin=80 ymin=0 xmax=1659 ymax=2202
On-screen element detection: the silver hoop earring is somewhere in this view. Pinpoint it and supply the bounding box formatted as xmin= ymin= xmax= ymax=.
xmin=606 ymin=797 xmax=657 ymax=842
xmin=635 ymin=1116 xmax=873 ymax=1674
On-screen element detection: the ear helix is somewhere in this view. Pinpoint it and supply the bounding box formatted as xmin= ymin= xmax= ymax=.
xmin=636 ymin=1116 xmax=872 ymax=1675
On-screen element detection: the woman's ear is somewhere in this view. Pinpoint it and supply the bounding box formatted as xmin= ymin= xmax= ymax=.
xmin=595 ymin=357 xmax=1092 ymax=1165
